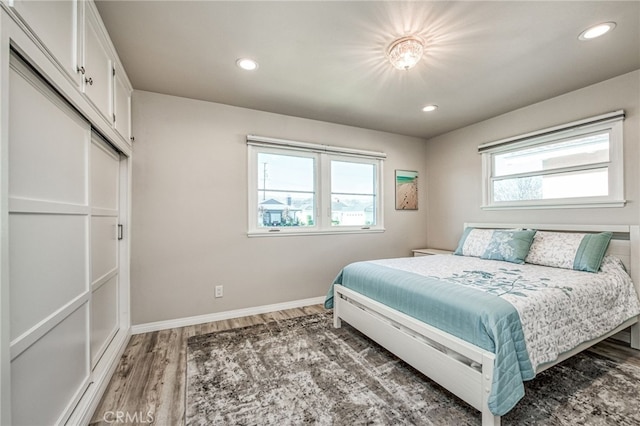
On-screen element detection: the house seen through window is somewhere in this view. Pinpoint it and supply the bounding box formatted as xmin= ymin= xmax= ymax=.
xmin=257 ymin=152 xmax=315 ymax=227
xmin=330 ymin=160 xmax=377 ymax=227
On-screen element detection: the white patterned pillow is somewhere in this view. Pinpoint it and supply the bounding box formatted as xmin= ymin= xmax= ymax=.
xmin=453 ymin=228 xmax=496 ymax=257
xmin=524 ymin=231 xmax=613 ymax=272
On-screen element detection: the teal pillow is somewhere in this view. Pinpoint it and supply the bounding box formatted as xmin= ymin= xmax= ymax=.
xmin=481 ymin=230 xmax=537 ymax=264
xmin=573 ymin=232 xmax=613 ymax=272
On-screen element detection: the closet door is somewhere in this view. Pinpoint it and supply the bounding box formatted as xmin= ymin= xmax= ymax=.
xmin=8 ymin=54 xmax=91 ymax=425
xmin=90 ymin=135 xmax=120 ymax=367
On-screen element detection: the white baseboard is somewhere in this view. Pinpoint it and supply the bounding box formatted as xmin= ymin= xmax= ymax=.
xmin=131 ymin=296 xmax=326 ymax=335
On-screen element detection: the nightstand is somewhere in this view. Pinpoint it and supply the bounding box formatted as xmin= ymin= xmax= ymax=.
xmin=412 ymin=248 xmax=454 ymax=257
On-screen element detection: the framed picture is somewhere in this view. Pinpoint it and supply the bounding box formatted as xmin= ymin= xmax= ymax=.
xmin=395 ymin=170 xmax=418 ymax=210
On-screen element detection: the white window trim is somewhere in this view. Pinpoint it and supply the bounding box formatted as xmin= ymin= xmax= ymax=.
xmin=480 ymin=111 xmax=625 ymax=210
xmin=247 ymin=135 xmax=385 ymax=236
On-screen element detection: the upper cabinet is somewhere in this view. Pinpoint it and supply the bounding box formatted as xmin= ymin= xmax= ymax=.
xmin=7 ymin=0 xmax=133 ymax=147
xmin=113 ymin=65 xmax=132 ymax=142
xmin=82 ymin=2 xmax=113 ymax=123
xmin=10 ymin=0 xmax=83 ymax=87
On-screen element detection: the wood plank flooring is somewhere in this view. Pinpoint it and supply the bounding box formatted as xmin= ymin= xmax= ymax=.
xmin=89 ymin=305 xmax=325 ymax=425
xmin=89 ymin=305 xmax=640 ymax=425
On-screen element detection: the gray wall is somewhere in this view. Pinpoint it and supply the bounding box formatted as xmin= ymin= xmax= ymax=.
xmin=425 ymin=70 xmax=640 ymax=251
xmin=131 ymin=91 xmax=429 ymax=325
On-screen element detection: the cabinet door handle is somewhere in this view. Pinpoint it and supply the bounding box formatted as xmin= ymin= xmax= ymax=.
xmin=85 ymin=77 xmax=93 ymax=86
xmin=76 ymin=66 xmax=86 ymax=75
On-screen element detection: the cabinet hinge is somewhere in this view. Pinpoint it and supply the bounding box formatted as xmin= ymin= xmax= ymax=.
xmin=113 ymin=114 xmax=116 ymax=123
xmin=117 ymin=224 xmax=124 ymax=240
xmin=112 ymin=68 xmax=116 ymax=77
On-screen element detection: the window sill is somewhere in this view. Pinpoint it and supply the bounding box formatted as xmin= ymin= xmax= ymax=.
xmin=482 ymin=199 xmax=626 ymax=210
xmin=247 ymin=228 xmax=385 ymax=237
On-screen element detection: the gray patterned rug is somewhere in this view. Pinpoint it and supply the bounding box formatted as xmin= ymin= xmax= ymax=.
xmin=186 ymin=312 xmax=640 ymax=425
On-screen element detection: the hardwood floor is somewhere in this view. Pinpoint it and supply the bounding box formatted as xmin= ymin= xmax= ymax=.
xmin=90 ymin=305 xmax=640 ymax=425
xmin=89 ymin=305 xmax=325 ymax=425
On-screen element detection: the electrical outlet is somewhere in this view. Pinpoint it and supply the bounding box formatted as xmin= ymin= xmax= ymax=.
xmin=215 ymin=285 xmax=224 ymax=298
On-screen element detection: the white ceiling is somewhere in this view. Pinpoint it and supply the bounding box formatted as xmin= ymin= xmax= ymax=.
xmin=95 ymin=1 xmax=640 ymax=140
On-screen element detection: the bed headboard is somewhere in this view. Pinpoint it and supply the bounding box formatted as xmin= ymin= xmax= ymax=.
xmin=463 ymin=223 xmax=640 ymax=291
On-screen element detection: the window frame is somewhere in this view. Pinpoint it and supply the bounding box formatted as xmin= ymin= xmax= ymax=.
xmin=480 ymin=111 xmax=625 ymax=210
xmin=247 ymin=136 xmax=385 ymax=236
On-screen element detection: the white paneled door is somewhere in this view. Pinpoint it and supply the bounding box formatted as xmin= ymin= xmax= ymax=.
xmin=9 ymin=53 xmax=91 ymax=426
xmin=8 ymin=53 xmax=121 ymax=425
xmin=90 ymin=136 xmax=120 ymax=367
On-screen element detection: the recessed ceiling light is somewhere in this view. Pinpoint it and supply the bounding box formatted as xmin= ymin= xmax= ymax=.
xmin=236 ymin=58 xmax=259 ymax=71
xmin=422 ymin=104 xmax=438 ymax=112
xmin=578 ymin=22 xmax=616 ymax=41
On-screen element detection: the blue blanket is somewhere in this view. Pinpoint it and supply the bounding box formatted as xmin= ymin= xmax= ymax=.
xmin=324 ymin=261 xmax=534 ymax=416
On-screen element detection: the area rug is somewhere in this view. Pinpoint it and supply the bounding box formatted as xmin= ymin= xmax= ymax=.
xmin=186 ymin=312 xmax=640 ymax=425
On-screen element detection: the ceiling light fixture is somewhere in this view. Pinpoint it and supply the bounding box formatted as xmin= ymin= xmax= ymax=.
xmin=422 ymin=104 xmax=438 ymax=112
xmin=387 ymin=36 xmax=424 ymax=70
xmin=578 ymin=22 xmax=616 ymax=41
xmin=236 ymin=58 xmax=259 ymax=71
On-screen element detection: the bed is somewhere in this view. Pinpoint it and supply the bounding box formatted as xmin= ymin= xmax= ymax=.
xmin=325 ymin=223 xmax=640 ymax=426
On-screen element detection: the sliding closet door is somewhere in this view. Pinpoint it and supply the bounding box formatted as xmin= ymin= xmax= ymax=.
xmin=90 ymin=135 xmax=120 ymax=367
xmin=8 ymin=54 xmax=91 ymax=425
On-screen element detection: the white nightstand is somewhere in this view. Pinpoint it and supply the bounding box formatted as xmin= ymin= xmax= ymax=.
xmin=412 ymin=248 xmax=454 ymax=257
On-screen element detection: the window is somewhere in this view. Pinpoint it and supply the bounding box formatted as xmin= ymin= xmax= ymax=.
xmin=480 ymin=111 xmax=625 ymax=209
xmin=248 ymin=135 xmax=384 ymax=235
xmin=257 ymin=151 xmax=316 ymax=228
xmin=330 ymin=159 xmax=377 ymax=227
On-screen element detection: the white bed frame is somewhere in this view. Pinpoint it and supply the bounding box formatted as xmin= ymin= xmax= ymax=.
xmin=332 ymin=223 xmax=640 ymax=426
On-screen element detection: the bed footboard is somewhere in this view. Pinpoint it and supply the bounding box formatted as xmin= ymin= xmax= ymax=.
xmin=333 ymin=285 xmax=500 ymax=426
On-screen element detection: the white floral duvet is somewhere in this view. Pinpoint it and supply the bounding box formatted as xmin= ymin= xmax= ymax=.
xmin=371 ymin=254 xmax=640 ymax=371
